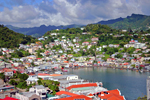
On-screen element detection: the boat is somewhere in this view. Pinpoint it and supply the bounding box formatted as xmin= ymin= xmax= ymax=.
xmin=55 ymin=71 xmax=63 ymax=74
xmin=62 ymin=69 xmax=68 ymax=72
xmin=139 ymin=70 xmax=143 ymax=73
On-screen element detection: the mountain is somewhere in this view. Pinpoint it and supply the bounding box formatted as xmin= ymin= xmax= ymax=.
xmin=6 ymin=24 xmax=84 ymax=38
xmin=0 ymin=25 xmax=36 ymax=48
xmin=97 ymin=17 xmax=124 ymax=25
xmin=97 ymin=14 xmax=150 ymax=31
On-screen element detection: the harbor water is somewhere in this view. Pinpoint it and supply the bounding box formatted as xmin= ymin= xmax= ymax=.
xmin=67 ymin=67 xmax=149 ymax=100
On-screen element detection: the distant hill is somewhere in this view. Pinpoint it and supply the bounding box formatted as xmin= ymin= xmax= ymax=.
xmin=6 ymin=24 xmax=84 ymax=38
xmin=97 ymin=14 xmax=150 ymax=31
xmin=0 ymin=25 xmax=36 ymax=48
xmin=97 ymin=17 xmax=124 ymax=25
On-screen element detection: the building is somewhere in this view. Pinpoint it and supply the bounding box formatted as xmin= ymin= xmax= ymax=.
xmin=134 ymin=43 xmax=145 ymax=48
xmin=0 ymin=86 xmax=17 ymax=99
xmin=16 ymin=92 xmax=41 ymax=100
xmin=29 ymin=85 xmax=48 ymax=99
xmin=26 ymin=74 xmax=39 ymax=85
xmin=55 ymin=91 xmax=92 ymax=100
xmin=0 ymin=97 xmax=19 ymax=100
xmin=98 ymin=89 xmax=125 ymax=100
xmin=91 ymin=37 xmax=99 ymax=41
xmin=0 ymin=68 xmax=13 ymax=77
xmin=65 ymin=82 xmax=107 ymax=95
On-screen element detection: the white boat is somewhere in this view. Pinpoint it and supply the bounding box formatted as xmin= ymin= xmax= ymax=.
xmin=55 ymin=71 xmax=63 ymax=74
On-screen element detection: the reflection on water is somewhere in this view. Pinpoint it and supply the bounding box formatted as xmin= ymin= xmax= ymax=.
xmin=68 ymin=67 xmax=150 ymax=100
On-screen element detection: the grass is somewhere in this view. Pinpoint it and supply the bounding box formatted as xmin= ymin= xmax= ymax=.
xmin=136 ymin=95 xmax=147 ymax=100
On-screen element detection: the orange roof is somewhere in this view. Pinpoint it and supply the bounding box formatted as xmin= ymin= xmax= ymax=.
xmin=108 ymin=89 xmax=120 ymax=95
xmin=38 ymin=73 xmax=62 ymax=76
xmin=64 ymin=61 xmax=69 ymax=63
xmin=3 ymin=69 xmax=13 ymax=72
xmin=37 ymin=58 xmax=42 ymax=59
xmin=0 ymin=97 xmax=19 ymax=100
xmin=98 ymin=61 xmax=100 ymax=63
xmin=55 ymin=95 xmax=92 ymax=100
xmin=66 ymin=83 xmax=97 ymax=90
xmin=56 ymin=91 xmax=78 ymax=96
xmin=123 ymin=63 xmax=129 ymax=65
xmin=87 ymin=93 xmax=94 ymax=96
xmin=26 ymin=62 xmax=31 ymax=65
xmin=98 ymin=89 xmax=125 ymax=100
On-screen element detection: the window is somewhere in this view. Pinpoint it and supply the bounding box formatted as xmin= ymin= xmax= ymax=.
xmin=42 ymin=93 xmax=46 ymax=95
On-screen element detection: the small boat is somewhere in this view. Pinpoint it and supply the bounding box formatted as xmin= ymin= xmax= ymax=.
xmin=55 ymin=71 xmax=63 ymax=74
xmin=62 ymin=69 xmax=68 ymax=72
xmin=139 ymin=70 xmax=143 ymax=73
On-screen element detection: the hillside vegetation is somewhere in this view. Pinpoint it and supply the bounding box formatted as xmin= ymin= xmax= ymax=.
xmin=108 ymin=14 xmax=150 ymax=31
xmin=6 ymin=24 xmax=83 ymax=38
xmin=0 ymin=25 xmax=36 ymax=48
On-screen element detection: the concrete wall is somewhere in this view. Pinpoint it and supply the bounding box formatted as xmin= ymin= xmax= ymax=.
xmin=0 ymin=92 xmax=10 ymax=99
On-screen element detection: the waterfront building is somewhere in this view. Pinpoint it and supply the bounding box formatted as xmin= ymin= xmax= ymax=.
xmin=16 ymin=92 xmax=41 ymax=100
xmin=65 ymin=82 xmax=107 ymax=95
xmin=55 ymin=91 xmax=92 ymax=100
xmin=98 ymin=89 xmax=125 ymax=100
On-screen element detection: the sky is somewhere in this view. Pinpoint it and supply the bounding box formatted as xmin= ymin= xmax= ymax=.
xmin=0 ymin=0 xmax=150 ymax=28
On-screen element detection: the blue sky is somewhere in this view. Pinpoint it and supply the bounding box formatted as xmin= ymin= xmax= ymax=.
xmin=0 ymin=0 xmax=150 ymax=27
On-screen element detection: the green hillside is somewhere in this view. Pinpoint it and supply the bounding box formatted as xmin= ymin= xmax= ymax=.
xmin=108 ymin=14 xmax=150 ymax=31
xmin=6 ymin=24 xmax=84 ymax=38
xmin=0 ymin=25 xmax=36 ymax=48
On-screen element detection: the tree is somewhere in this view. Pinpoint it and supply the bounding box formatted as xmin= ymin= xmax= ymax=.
xmin=17 ymin=81 xmax=27 ymax=89
xmin=115 ymin=53 xmax=123 ymax=58
xmin=0 ymin=51 xmax=2 ymax=56
xmin=18 ymin=73 xmax=29 ymax=80
xmin=9 ymin=79 xmax=18 ymax=86
xmin=0 ymin=73 xmax=5 ymax=82
xmin=37 ymin=79 xmax=42 ymax=85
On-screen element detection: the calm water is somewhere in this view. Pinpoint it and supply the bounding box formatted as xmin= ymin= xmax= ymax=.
xmin=67 ymin=67 xmax=150 ymax=100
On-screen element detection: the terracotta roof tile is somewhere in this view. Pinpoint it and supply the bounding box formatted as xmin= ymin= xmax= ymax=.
xmin=66 ymin=83 xmax=97 ymax=90
xmin=38 ymin=73 xmax=62 ymax=76
xmin=56 ymin=91 xmax=78 ymax=96
xmin=98 ymin=89 xmax=125 ymax=100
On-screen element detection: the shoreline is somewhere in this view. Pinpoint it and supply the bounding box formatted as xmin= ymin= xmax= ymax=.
xmin=68 ymin=65 xmax=150 ymax=73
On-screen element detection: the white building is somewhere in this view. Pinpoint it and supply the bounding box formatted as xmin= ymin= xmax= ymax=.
xmin=134 ymin=43 xmax=146 ymax=48
xmin=29 ymin=85 xmax=48 ymax=99
xmin=26 ymin=75 xmax=39 ymax=85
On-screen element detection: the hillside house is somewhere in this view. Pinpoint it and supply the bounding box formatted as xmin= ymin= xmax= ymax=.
xmin=82 ymin=42 xmax=89 ymax=46
xmin=91 ymin=37 xmax=99 ymax=41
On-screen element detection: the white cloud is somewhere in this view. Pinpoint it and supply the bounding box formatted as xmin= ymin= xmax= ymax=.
xmin=0 ymin=0 xmax=150 ymax=27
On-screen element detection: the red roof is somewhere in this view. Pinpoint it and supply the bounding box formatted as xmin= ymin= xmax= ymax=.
xmin=0 ymin=97 xmax=19 ymax=100
xmin=55 ymin=95 xmax=92 ymax=100
xmin=37 ymin=58 xmax=42 ymax=59
xmin=38 ymin=73 xmax=62 ymax=76
xmin=140 ymin=65 xmax=145 ymax=67
xmin=98 ymin=89 xmax=125 ymax=100
xmin=123 ymin=63 xmax=129 ymax=65
xmin=56 ymin=91 xmax=78 ymax=96
xmin=66 ymin=83 xmax=97 ymax=90
xmin=2 ymin=68 xmax=13 ymax=72
xmin=88 ymin=93 xmax=94 ymax=96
